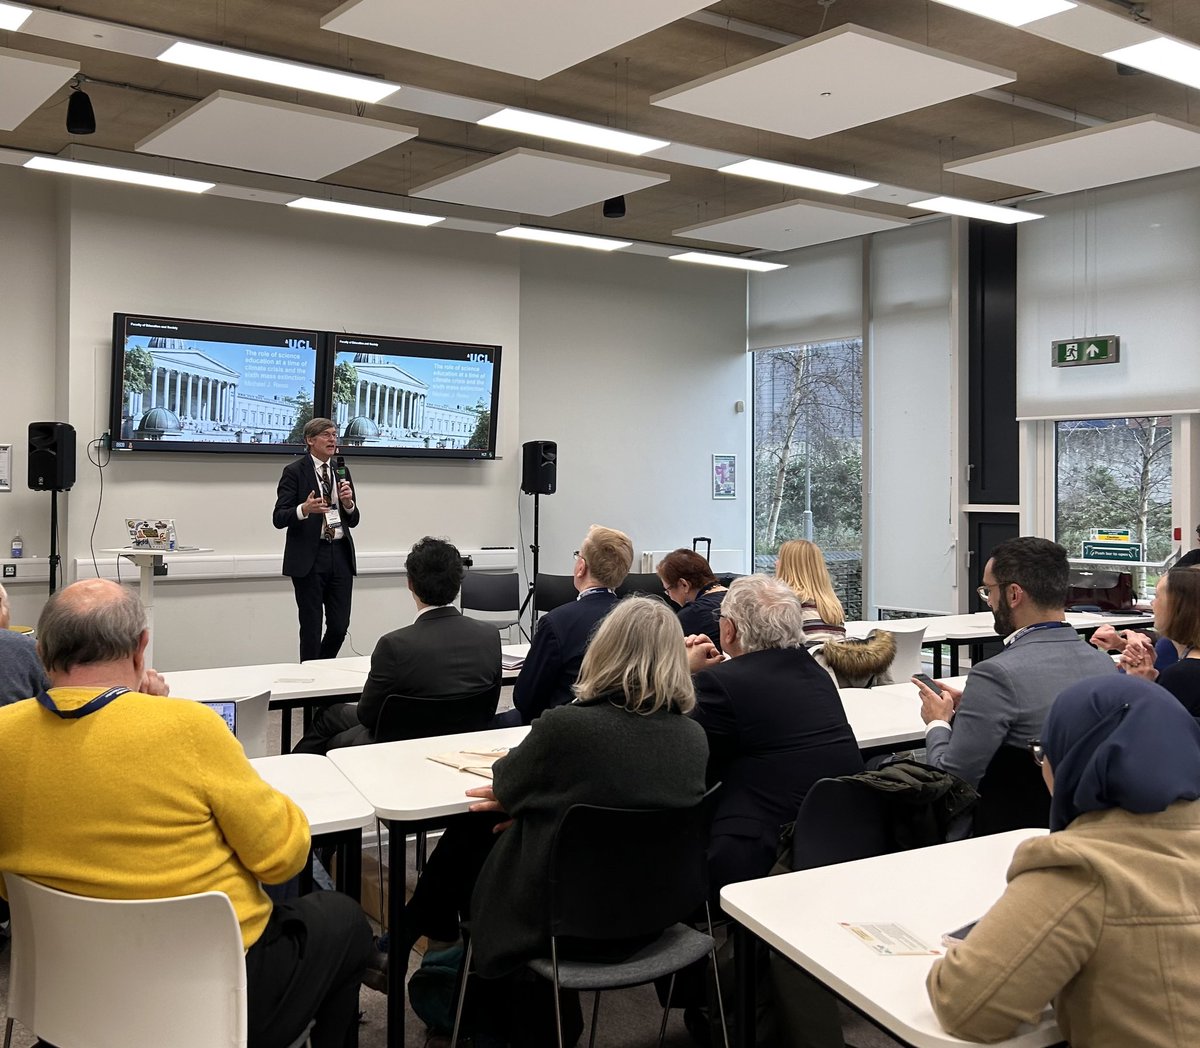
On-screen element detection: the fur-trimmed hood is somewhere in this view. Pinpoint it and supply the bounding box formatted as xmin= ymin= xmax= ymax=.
xmin=814 ymin=629 xmax=897 ymax=686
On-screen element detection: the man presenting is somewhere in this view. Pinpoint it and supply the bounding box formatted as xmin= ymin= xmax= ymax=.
xmin=0 ymin=579 xmax=371 ymax=1048
xmin=273 ymin=417 xmax=359 ymax=661
xmin=294 ymin=536 xmax=502 ymax=754
xmin=915 ymin=536 xmax=1116 ymax=830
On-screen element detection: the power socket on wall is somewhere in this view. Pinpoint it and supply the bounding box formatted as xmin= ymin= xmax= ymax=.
xmin=3 ymin=564 xmax=15 ymax=578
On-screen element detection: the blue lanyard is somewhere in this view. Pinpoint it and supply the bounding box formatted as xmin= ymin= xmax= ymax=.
xmin=36 ymin=686 xmax=129 ymax=720
xmin=577 ymin=587 xmax=613 ymax=600
xmin=1006 ymin=621 xmax=1071 ymax=646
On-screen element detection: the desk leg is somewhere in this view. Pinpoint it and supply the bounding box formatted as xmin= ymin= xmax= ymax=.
xmin=949 ymin=643 xmax=960 ymax=677
xmin=280 ymin=707 xmax=294 ymax=753
xmin=930 ymin=643 xmax=943 ymax=678
xmin=340 ymin=829 xmax=362 ymax=903
xmin=386 ymin=818 xmax=407 ymax=1048
xmin=733 ymin=924 xmax=758 ymax=1048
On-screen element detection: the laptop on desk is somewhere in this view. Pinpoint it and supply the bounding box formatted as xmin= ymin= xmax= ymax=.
xmin=123 ymin=518 xmax=199 ymax=552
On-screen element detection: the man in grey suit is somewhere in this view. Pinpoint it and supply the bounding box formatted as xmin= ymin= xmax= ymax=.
xmin=294 ymin=536 xmax=501 ymax=754
xmin=915 ymin=537 xmax=1116 ymax=829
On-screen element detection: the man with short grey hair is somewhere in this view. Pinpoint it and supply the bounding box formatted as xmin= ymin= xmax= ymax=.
xmin=685 ymin=573 xmax=863 ymax=891
xmin=0 ymin=582 xmax=47 ymax=705
xmin=0 ymin=578 xmax=372 ymax=1047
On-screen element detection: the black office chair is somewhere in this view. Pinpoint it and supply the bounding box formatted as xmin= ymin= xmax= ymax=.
xmin=616 ymin=573 xmax=670 ymax=601
xmin=460 ymin=571 xmax=521 ymax=639
xmin=972 ymin=744 xmax=1051 ymax=837
xmin=790 ymin=777 xmax=894 ymax=871
xmin=371 ymin=683 xmax=503 ymax=901
xmin=451 ymin=799 xmax=728 ymax=1048
xmin=535 ymin=573 xmax=578 ymax=614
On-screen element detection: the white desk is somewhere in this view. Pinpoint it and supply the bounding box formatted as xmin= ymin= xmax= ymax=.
xmin=839 ymin=676 xmax=968 ymax=755
xmin=329 ymin=725 xmax=530 ymax=1047
xmin=310 ymin=649 xmax=525 ymax=683
xmin=251 ymin=753 xmax=374 ymax=901
xmin=721 ymin=829 xmax=1060 ymax=1048
xmin=163 ymin=662 xmax=370 ymax=749
xmin=847 ymin=611 xmax=1152 ymax=676
xmin=101 ymin=547 xmax=213 ymax=665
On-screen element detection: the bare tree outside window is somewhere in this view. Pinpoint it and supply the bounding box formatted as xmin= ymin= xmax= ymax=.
xmin=753 ymin=339 xmax=863 ymax=611
xmin=1056 ymin=416 xmax=1172 ymax=595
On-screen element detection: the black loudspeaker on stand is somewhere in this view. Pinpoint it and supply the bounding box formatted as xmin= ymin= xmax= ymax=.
xmin=28 ymin=421 xmax=77 ymax=595
xmin=518 ymin=440 xmax=557 ymax=637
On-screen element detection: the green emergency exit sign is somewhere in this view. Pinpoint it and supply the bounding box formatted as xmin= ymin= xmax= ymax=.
xmin=1052 ymin=336 xmax=1120 ymax=368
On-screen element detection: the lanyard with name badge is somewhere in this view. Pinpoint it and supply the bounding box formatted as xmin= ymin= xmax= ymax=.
xmin=36 ymin=686 xmax=129 ymax=720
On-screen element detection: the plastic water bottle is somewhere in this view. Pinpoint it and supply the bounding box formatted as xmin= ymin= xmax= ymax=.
xmin=10 ymin=534 xmax=23 ymax=559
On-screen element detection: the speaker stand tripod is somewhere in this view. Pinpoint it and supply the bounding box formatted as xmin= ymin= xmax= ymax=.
xmin=46 ymin=488 xmax=62 ymax=596
xmin=516 ymin=491 xmax=542 ymax=641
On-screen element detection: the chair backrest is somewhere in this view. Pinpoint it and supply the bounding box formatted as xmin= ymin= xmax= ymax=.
xmin=374 ymin=682 xmax=502 ymax=743
xmin=460 ymin=571 xmax=521 ymax=615
xmin=885 ymin=625 xmax=927 ymax=682
xmin=4 ymin=873 xmax=247 ymax=1048
xmin=615 ymin=573 xmax=668 ymax=601
xmin=790 ymin=777 xmax=894 ymax=871
xmin=546 ymin=800 xmax=711 ymax=941
xmin=972 ymin=743 xmax=1051 ymax=836
xmin=233 ymin=689 xmax=271 ymax=759
xmin=535 ymin=573 xmax=578 ymax=614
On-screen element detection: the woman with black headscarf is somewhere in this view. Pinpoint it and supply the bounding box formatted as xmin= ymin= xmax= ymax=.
xmin=926 ymin=674 xmax=1200 ymax=1048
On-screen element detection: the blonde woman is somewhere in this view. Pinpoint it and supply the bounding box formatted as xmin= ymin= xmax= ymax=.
xmin=774 ymin=539 xmax=847 ymax=647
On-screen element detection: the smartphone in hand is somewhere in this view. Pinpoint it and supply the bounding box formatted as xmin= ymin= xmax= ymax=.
xmin=913 ymin=672 xmax=941 ymax=692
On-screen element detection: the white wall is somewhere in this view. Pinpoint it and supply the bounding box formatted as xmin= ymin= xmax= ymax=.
xmin=1 ymin=171 xmax=750 ymax=666
xmin=868 ymin=220 xmax=957 ymax=615
xmin=518 ymin=247 xmax=749 ymax=575
xmin=1018 ymin=168 xmax=1200 ymax=420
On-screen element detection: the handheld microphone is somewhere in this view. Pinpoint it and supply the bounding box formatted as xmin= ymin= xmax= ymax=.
xmin=335 ymin=454 xmax=347 ymax=481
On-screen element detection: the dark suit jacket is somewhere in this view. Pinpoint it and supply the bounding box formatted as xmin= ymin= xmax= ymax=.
xmin=356 ymin=607 xmax=502 ymax=733
xmin=272 ymin=455 xmax=360 ymax=577
xmin=513 ymin=589 xmax=618 ymax=724
xmin=691 ymin=646 xmax=865 ymax=889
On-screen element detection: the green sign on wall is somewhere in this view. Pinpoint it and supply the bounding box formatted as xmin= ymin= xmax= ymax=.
xmin=1082 ymin=541 xmax=1142 ymax=562
xmin=1052 ymin=336 xmax=1120 ymax=368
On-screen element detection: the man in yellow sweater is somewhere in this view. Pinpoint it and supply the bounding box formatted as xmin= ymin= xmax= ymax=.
xmin=0 ymin=579 xmax=372 ymax=1048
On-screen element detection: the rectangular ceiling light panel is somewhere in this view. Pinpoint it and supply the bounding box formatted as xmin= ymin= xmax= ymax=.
xmin=135 ymin=92 xmax=417 ymax=180
xmin=675 ymin=198 xmax=907 ymax=252
xmin=929 ymin=0 xmax=1076 ymax=27
xmin=496 ymin=227 xmax=630 ymax=251
xmin=720 ymin=158 xmax=875 ymax=195
xmin=322 ymin=0 xmax=711 ymax=80
xmin=157 ymin=41 xmax=398 ymax=103
xmin=908 ymin=195 xmax=1041 ymax=224
xmin=0 ymin=3 xmax=31 ymax=31
xmin=669 ymin=252 xmax=786 ymax=272
xmin=652 ymin=25 xmax=1015 ymax=140
xmin=411 ymin=148 xmax=668 ymax=216
xmin=0 ymin=47 xmax=78 ymax=131
xmin=477 ymin=108 xmax=667 ymax=156
xmin=1105 ymin=38 xmax=1200 ymax=92
xmin=287 ymin=198 xmax=443 ymax=226
xmin=945 ymin=115 xmax=1200 ymax=194
xmin=24 ymin=155 xmax=214 ymax=193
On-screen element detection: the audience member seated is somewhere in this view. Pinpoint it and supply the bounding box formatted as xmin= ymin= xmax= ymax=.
xmin=914 ymin=537 xmax=1117 ymax=836
xmin=686 ymin=573 xmax=864 ymax=892
xmin=656 ymin=548 xmax=728 ymax=650
xmin=511 ymin=524 xmax=633 ymax=724
xmin=1088 ymin=621 xmax=1177 ymax=672
xmin=927 ymin=674 xmax=1200 ymax=1046
xmin=1121 ymin=566 xmax=1200 ymax=718
xmin=0 ymin=582 xmax=47 ymax=706
xmin=402 ymin=597 xmax=708 ymax=1043
xmin=774 ymin=539 xmax=847 ymax=648
xmin=1176 ymin=522 xmax=1200 ymax=568
xmin=295 ymin=536 xmax=501 ymax=754
xmin=0 ymin=579 xmax=372 ymax=1048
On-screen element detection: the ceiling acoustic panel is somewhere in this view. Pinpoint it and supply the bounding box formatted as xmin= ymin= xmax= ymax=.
xmin=135 ymin=91 xmax=417 ymax=180
xmin=0 ymin=47 xmax=79 ymax=132
xmin=651 ymin=25 xmax=1014 ymax=140
xmin=675 ymin=197 xmax=908 ymax=251
xmin=321 ymin=0 xmax=711 ymax=80
xmin=410 ymin=148 xmax=669 ymax=216
xmin=945 ymin=115 xmax=1200 ymax=194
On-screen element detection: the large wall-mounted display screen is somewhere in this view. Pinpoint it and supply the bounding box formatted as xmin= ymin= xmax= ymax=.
xmin=108 ymin=314 xmax=503 ymax=459
xmin=109 ymin=314 xmax=322 ymax=454
xmin=330 ymin=332 xmax=500 ymax=459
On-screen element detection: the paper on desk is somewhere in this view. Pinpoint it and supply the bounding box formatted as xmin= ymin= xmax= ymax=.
xmin=427 ymin=749 xmax=509 ymax=779
xmin=839 ymin=922 xmax=939 ymax=956
xmin=501 ymin=653 xmax=525 ymax=670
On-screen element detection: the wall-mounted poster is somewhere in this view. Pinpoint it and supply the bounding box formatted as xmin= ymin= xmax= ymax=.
xmin=712 ymin=454 xmax=736 ymax=500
